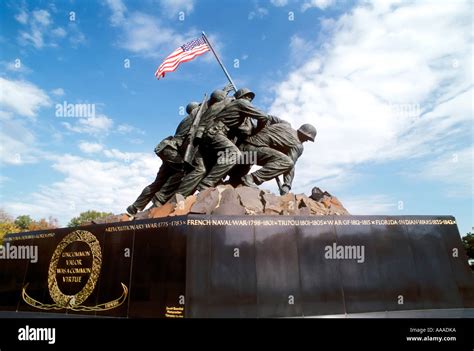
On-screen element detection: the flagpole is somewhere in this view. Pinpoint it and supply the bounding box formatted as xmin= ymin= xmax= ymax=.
xmin=202 ymin=31 xmax=238 ymax=92
xmin=202 ymin=31 xmax=283 ymax=192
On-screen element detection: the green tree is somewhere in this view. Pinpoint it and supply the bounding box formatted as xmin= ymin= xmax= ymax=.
xmin=0 ymin=210 xmax=59 ymax=242
xmin=462 ymin=232 xmax=474 ymax=260
xmin=28 ymin=217 xmax=59 ymax=231
xmin=68 ymin=210 xmax=113 ymax=227
xmin=0 ymin=209 xmax=21 ymax=243
xmin=0 ymin=209 xmax=11 ymax=222
xmin=0 ymin=222 xmax=21 ymax=243
xmin=14 ymin=215 xmax=33 ymax=230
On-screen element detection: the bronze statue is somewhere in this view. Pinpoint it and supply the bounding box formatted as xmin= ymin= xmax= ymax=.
xmin=239 ymin=123 xmax=316 ymax=195
xmin=195 ymin=88 xmax=270 ymax=190
xmin=173 ymin=89 xmax=231 ymax=197
xmin=126 ymin=102 xmax=200 ymax=217
xmin=126 ymin=87 xmax=317 ymax=215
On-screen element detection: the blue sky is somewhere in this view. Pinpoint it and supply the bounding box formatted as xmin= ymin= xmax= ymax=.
xmin=0 ymin=0 xmax=472 ymax=236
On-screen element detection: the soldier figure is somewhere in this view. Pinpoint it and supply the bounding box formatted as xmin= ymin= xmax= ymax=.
xmin=195 ymin=87 xmax=271 ymax=190
xmin=226 ymin=115 xmax=290 ymax=186
xmin=126 ymin=102 xmax=200 ymax=217
xmin=239 ymin=123 xmax=316 ymax=195
xmin=171 ymin=89 xmax=231 ymax=197
xmin=126 ymin=86 xmax=315 ymax=216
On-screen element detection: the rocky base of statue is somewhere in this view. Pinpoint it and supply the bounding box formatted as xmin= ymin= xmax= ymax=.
xmin=93 ymin=186 xmax=349 ymax=224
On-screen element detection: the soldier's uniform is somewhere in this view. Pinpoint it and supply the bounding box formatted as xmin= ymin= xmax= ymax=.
xmin=227 ymin=115 xmax=290 ymax=186
xmin=126 ymin=103 xmax=200 ymax=215
xmin=197 ymin=88 xmax=270 ymax=189
xmin=239 ymin=123 xmax=316 ymax=193
xmin=174 ymin=91 xmax=232 ymax=197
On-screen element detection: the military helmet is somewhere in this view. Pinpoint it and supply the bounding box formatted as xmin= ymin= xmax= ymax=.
xmin=297 ymin=123 xmax=317 ymax=142
xmin=234 ymin=87 xmax=255 ymax=101
xmin=186 ymin=101 xmax=199 ymax=114
xmin=210 ymin=89 xmax=226 ymax=103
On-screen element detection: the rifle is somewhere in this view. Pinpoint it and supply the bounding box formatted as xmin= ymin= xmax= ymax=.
xmin=275 ymin=176 xmax=283 ymax=194
xmin=184 ymin=94 xmax=208 ymax=168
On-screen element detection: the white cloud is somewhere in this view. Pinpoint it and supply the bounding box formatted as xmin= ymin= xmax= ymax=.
xmin=105 ymin=0 xmax=127 ymax=26
xmin=78 ymin=141 xmax=104 ymax=154
xmin=16 ymin=7 xmax=85 ymax=49
xmin=129 ymin=138 xmax=144 ymax=145
xmin=1 ymin=60 xmax=32 ymax=74
xmin=270 ymin=0 xmax=472 ymax=194
xmin=62 ymin=115 xmax=146 ymax=136
xmin=32 ymin=10 xmax=51 ymax=26
xmin=248 ymin=7 xmax=269 ymax=20
xmin=0 ymin=77 xmax=52 ymax=165
xmin=5 ymin=152 xmax=160 ymax=225
xmin=104 ymin=1 xmax=195 ymax=58
xmin=51 ymin=27 xmax=66 ymax=38
xmin=270 ymin=0 xmax=288 ymax=7
xmin=289 ymin=35 xmax=315 ymax=65
xmin=116 ymin=123 xmax=145 ymax=134
xmin=0 ymin=117 xmax=37 ymax=165
xmin=415 ymin=146 xmax=473 ymax=198
xmin=119 ymin=12 xmax=188 ymax=57
xmin=15 ymin=11 xmax=28 ymax=24
xmin=68 ymin=23 xmax=86 ymax=47
xmin=0 ymin=77 xmax=51 ymax=118
xmin=302 ymin=0 xmax=335 ymax=11
xmin=344 ymin=195 xmax=397 ymax=215
xmin=62 ymin=115 xmax=114 ymax=135
xmin=103 ymin=148 xmax=137 ymax=161
xmin=19 ymin=28 xmax=44 ymax=49
xmin=51 ymin=88 xmax=65 ymax=97
xmin=160 ymin=0 xmax=195 ymax=16
xmin=18 ymin=9 xmax=51 ymax=48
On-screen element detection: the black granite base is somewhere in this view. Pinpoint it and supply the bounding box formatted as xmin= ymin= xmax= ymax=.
xmin=1 ymin=215 xmax=472 ymax=318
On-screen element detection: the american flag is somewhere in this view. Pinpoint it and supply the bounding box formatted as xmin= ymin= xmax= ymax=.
xmin=155 ymin=36 xmax=210 ymax=79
